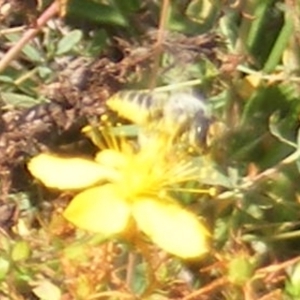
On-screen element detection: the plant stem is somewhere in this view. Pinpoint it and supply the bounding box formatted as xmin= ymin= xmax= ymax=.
xmin=0 ymin=1 xmax=59 ymax=73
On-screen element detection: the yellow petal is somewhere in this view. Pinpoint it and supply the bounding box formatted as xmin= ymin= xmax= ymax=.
xmin=28 ymin=154 xmax=120 ymax=190
xmin=95 ymin=149 xmax=129 ymax=170
xmin=63 ymin=184 xmax=131 ymax=235
xmin=132 ymin=198 xmax=209 ymax=258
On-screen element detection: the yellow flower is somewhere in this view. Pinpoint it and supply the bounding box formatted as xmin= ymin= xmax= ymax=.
xmin=28 ymin=142 xmax=210 ymax=259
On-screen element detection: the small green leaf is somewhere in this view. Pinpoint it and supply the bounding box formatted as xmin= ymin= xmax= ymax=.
xmin=186 ymin=0 xmax=217 ymax=27
xmin=5 ymin=33 xmax=42 ymax=62
xmin=63 ymin=244 xmax=86 ymax=261
xmin=37 ymin=66 xmax=53 ymax=79
xmin=1 ymin=92 xmax=41 ymax=108
xmin=263 ymin=18 xmax=294 ymax=73
xmin=0 ymin=257 xmax=10 ymax=280
xmin=269 ymin=112 xmax=297 ymax=149
xmin=12 ymin=241 xmax=31 ymax=261
xmin=247 ymin=0 xmax=274 ymax=50
xmin=87 ymin=29 xmax=108 ymax=55
xmin=286 ymin=262 xmax=300 ymax=297
xmin=131 ymin=263 xmax=148 ymax=295
xmin=56 ymin=30 xmax=83 ymax=55
xmin=0 ymin=75 xmax=14 ymax=83
xmin=191 ymin=157 xmax=233 ymax=188
xmin=66 ymin=0 xmax=128 ymax=27
xmin=228 ymin=256 xmax=255 ymax=286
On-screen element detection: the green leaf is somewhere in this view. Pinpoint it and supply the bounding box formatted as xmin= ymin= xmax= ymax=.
xmin=286 ymin=262 xmax=300 ymax=297
xmin=269 ymin=112 xmax=297 ymax=149
xmin=63 ymin=244 xmax=86 ymax=261
xmin=1 ymin=92 xmax=41 ymax=108
xmin=247 ymin=0 xmax=274 ymax=50
xmin=87 ymin=29 xmax=108 ymax=56
xmin=5 ymin=33 xmax=43 ymax=62
xmin=131 ymin=262 xmax=148 ymax=295
xmin=66 ymin=0 xmax=128 ymax=27
xmin=0 ymin=257 xmax=10 ymax=281
xmin=0 ymin=75 xmax=14 ymax=83
xmin=110 ymin=0 xmax=141 ymax=13
xmin=228 ymin=256 xmax=255 ymax=286
xmin=191 ymin=157 xmax=233 ymax=188
xmin=295 ymin=129 xmax=300 ymax=173
xmin=37 ymin=66 xmax=53 ymax=79
xmin=12 ymin=241 xmax=31 ymax=261
xmin=263 ymin=18 xmax=294 ymax=73
xmin=186 ymin=0 xmax=219 ymax=29
xmin=56 ymin=30 xmax=83 ymax=55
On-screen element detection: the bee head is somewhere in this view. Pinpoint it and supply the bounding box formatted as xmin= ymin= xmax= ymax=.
xmin=188 ymin=111 xmax=213 ymax=148
xmin=163 ymin=92 xmax=212 ymax=148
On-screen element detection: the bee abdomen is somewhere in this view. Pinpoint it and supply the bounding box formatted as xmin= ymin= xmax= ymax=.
xmin=106 ymin=91 xmax=164 ymax=125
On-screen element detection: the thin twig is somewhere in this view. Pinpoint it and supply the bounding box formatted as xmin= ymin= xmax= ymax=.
xmin=125 ymin=252 xmax=136 ymax=289
xmin=0 ymin=1 xmax=59 ymax=73
xmin=0 ymin=26 xmax=26 ymax=35
xmin=148 ymin=0 xmax=170 ymax=89
xmin=217 ymin=147 xmax=300 ymax=201
xmin=182 ymin=277 xmax=228 ymax=300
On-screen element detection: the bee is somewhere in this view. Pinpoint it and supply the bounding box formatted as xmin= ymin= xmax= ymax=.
xmin=106 ymin=90 xmax=214 ymax=149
